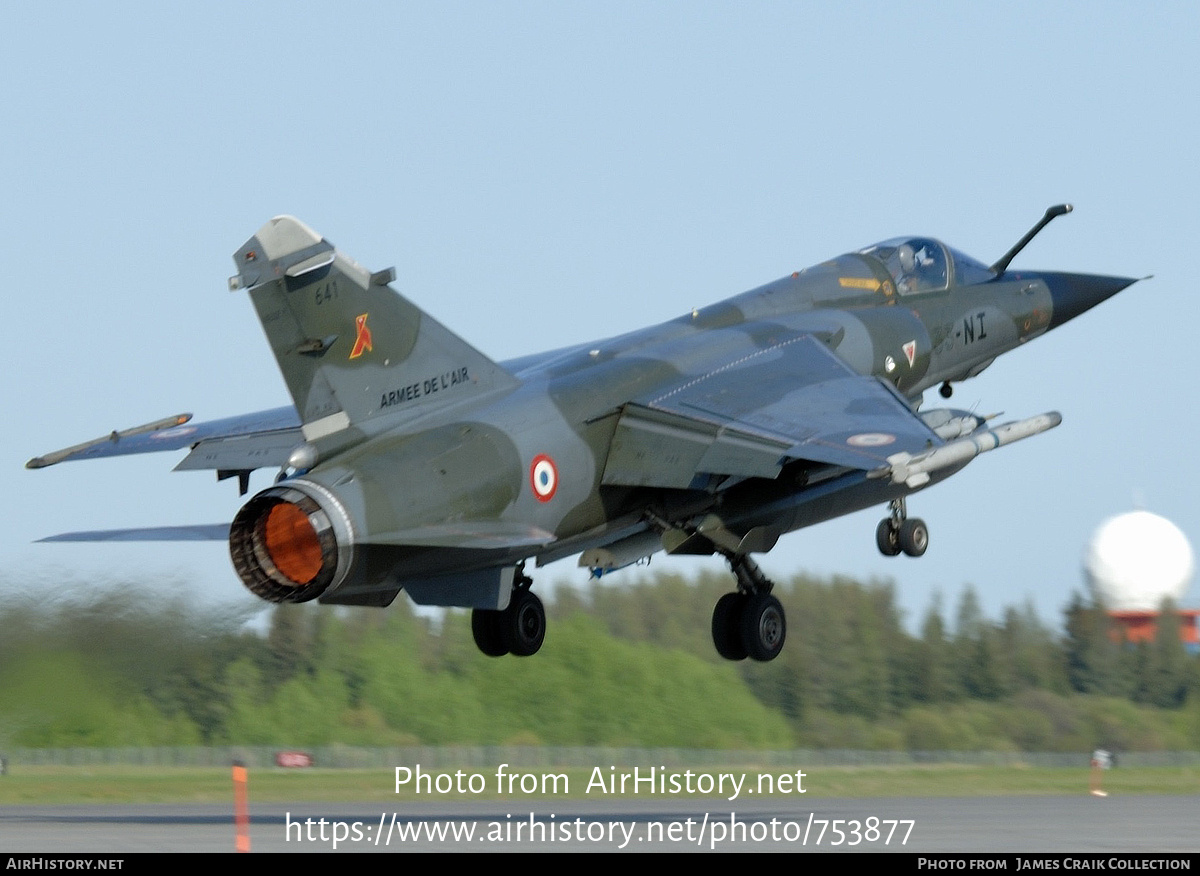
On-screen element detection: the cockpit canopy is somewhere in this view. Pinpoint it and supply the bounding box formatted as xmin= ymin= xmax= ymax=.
xmin=859 ymin=237 xmax=995 ymax=294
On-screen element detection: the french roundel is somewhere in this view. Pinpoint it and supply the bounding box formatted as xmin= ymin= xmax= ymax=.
xmin=530 ymin=454 xmax=558 ymax=502
xmin=846 ymin=432 xmax=896 ymax=448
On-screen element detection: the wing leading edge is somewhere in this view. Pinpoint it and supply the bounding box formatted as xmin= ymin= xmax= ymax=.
xmin=28 ymin=407 xmax=307 ymax=544
xmin=602 ymin=334 xmax=942 ymax=490
xmin=26 ymin=406 xmax=302 ymax=471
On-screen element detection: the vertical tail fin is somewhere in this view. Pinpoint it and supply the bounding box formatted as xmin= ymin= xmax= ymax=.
xmin=231 ymin=216 xmax=518 ymax=440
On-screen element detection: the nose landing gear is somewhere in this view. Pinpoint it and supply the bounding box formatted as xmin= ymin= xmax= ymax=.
xmin=876 ymin=497 xmax=928 ymax=557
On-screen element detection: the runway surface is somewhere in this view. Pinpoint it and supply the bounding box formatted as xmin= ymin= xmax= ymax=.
xmin=3 ymin=796 xmax=1198 ymax=853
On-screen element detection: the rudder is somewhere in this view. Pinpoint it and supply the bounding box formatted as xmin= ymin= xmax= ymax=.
xmin=230 ymin=216 xmax=518 ymax=439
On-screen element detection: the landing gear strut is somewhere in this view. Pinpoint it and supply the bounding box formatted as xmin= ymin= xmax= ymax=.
xmin=875 ymin=497 xmax=928 ymax=557
xmin=711 ymin=554 xmax=786 ymax=663
xmin=471 ymin=563 xmax=546 ymax=657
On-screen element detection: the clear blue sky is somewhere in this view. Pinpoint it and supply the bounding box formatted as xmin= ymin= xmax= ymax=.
xmin=3 ymin=1 xmax=1196 ymax=630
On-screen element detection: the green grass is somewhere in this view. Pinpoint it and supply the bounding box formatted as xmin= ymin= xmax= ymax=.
xmin=1 ymin=764 xmax=1197 ymax=805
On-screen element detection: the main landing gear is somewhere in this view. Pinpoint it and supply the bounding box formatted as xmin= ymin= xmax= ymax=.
xmin=875 ymin=497 xmax=928 ymax=558
xmin=471 ymin=563 xmax=546 ymax=657
xmin=711 ymin=554 xmax=786 ymax=663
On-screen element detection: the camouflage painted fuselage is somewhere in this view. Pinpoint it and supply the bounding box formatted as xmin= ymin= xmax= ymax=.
xmin=216 ymin=217 xmax=1129 ymax=610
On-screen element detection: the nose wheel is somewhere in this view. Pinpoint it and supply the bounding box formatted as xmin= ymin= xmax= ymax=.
xmin=876 ymin=498 xmax=928 ymax=558
xmin=471 ymin=564 xmax=546 ymax=657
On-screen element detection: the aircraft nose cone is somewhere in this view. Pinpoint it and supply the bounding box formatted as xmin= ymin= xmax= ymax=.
xmin=1041 ymin=271 xmax=1137 ymax=329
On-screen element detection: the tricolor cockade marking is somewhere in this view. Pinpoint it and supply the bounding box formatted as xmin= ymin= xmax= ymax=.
xmin=530 ymin=455 xmax=558 ymax=502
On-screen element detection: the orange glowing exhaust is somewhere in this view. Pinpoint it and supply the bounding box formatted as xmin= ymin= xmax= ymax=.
xmin=263 ymin=502 xmax=323 ymax=584
xmin=230 ymin=486 xmax=342 ymax=603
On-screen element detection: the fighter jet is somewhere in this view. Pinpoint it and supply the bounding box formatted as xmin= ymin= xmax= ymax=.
xmin=29 ymin=205 xmax=1136 ymax=662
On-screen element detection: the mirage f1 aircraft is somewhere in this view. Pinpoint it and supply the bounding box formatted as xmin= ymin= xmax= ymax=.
xmin=30 ymin=205 xmax=1136 ymax=662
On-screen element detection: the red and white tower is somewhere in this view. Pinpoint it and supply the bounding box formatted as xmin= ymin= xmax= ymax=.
xmin=1084 ymin=511 xmax=1197 ymax=651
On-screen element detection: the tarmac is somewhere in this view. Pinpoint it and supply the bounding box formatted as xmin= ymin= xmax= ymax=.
xmin=2 ymin=795 xmax=1198 ymax=853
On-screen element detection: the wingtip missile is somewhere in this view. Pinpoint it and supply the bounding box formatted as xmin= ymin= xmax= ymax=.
xmin=870 ymin=411 xmax=1062 ymax=488
xmin=26 ymin=413 xmax=193 ymax=469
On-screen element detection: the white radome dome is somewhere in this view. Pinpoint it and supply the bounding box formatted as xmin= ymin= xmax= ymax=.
xmin=1084 ymin=511 xmax=1195 ymax=611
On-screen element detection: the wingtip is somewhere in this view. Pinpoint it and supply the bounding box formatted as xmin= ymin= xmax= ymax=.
xmin=25 ymin=413 xmax=195 ymax=471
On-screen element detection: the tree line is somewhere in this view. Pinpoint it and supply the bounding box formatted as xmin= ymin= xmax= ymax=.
xmin=0 ymin=570 xmax=1197 ymax=752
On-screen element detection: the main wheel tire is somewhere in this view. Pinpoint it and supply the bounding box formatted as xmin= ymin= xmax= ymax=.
xmin=471 ymin=609 xmax=509 ymax=657
xmin=740 ymin=593 xmax=786 ymax=662
xmin=504 ymin=589 xmax=546 ymax=657
xmin=899 ymin=517 xmax=929 ymax=557
xmin=712 ymin=592 xmax=748 ymax=661
xmin=876 ymin=519 xmax=901 ymax=556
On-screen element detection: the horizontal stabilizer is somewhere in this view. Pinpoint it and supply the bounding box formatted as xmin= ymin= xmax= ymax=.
xmin=37 ymin=524 xmax=231 ymax=542
xmin=366 ymin=521 xmax=557 ymax=549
